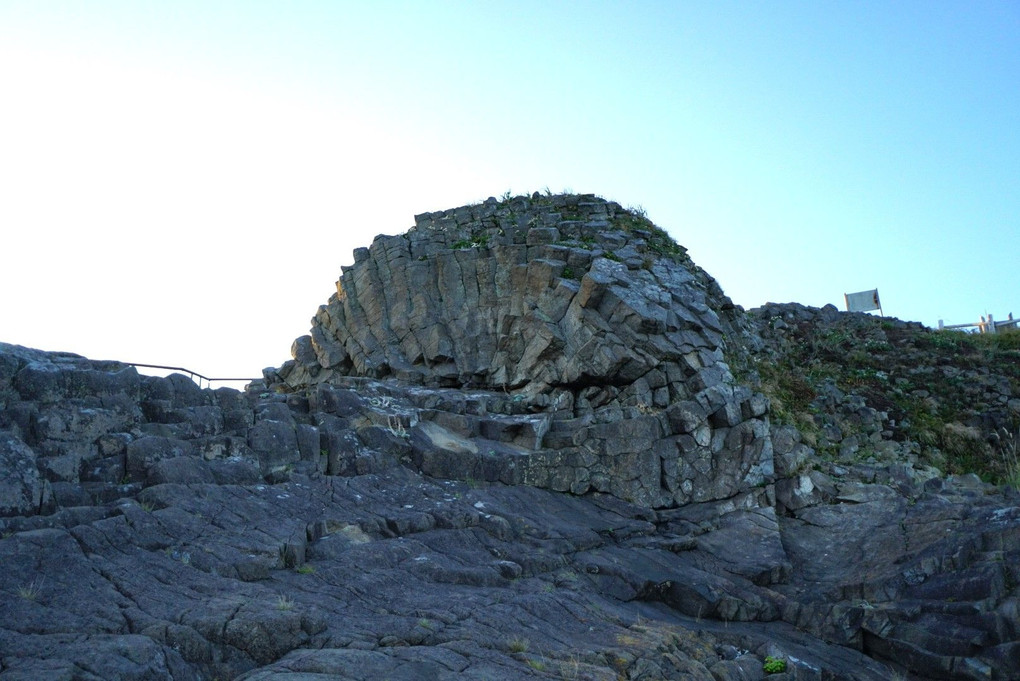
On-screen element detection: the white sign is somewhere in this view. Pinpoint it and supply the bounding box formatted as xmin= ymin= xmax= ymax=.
xmin=844 ymin=289 xmax=881 ymax=313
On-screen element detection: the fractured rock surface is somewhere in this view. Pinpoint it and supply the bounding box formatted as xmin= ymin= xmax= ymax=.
xmin=275 ymin=193 xmax=771 ymax=509
xmin=1 ymin=194 xmax=1019 ymax=680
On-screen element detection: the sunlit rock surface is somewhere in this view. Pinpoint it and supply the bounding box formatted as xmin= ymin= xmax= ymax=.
xmin=1 ymin=194 xmax=1018 ymax=680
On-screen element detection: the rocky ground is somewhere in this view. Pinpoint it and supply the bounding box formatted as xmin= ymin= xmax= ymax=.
xmin=2 ymin=193 xmax=1018 ymax=680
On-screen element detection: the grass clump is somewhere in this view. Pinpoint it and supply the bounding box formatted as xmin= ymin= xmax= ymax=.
xmin=18 ymin=580 xmax=42 ymax=601
xmin=451 ymin=234 xmax=489 ymax=250
xmin=614 ymin=206 xmax=688 ymax=261
xmin=749 ymin=357 xmax=819 ymax=435
xmin=508 ymin=636 xmax=530 ymax=653
xmin=995 ymin=427 xmax=1020 ymax=488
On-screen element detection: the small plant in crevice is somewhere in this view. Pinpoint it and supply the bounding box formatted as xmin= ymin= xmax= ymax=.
xmin=275 ymin=594 xmax=295 ymax=611
xmin=387 ymin=415 xmax=409 ymax=439
xmin=295 ymin=564 xmax=316 ymax=575
xmin=451 ymin=231 xmax=490 ymax=250
xmin=627 ymin=204 xmax=648 ymax=219
xmin=763 ymin=655 xmax=787 ymax=673
xmin=508 ymin=636 xmax=530 ymax=653
xmin=17 ymin=579 xmax=42 ymax=601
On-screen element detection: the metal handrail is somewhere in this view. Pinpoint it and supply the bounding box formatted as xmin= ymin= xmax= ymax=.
xmin=125 ymin=362 xmax=260 ymax=388
xmin=938 ymin=312 xmax=1016 ymax=334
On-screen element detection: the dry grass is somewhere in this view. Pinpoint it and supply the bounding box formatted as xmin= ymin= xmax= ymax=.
xmin=996 ymin=427 xmax=1020 ymax=488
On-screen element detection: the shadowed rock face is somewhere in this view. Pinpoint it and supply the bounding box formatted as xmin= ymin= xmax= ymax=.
xmin=1 ymin=195 xmax=1019 ymax=681
xmin=273 ymin=193 xmax=771 ymax=508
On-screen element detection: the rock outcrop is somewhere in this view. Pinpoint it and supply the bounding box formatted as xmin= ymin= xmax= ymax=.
xmin=274 ymin=193 xmax=770 ymax=509
xmin=1 ymin=194 xmax=1018 ymax=681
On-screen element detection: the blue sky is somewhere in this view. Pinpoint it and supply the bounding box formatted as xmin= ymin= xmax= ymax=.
xmin=1 ymin=1 xmax=1017 ymax=382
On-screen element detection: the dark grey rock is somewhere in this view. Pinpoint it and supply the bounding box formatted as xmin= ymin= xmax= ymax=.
xmin=248 ymin=419 xmax=300 ymax=475
xmin=126 ymin=436 xmax=195 ymax=479
xmin=0 ymin=431 xmax=54 ymax=517
xmin=1 ymin=197 xmax=1018 ymax=681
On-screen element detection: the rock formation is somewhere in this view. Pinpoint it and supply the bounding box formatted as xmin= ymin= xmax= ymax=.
xmin=1 ymin=193 xmax=1018 ymax=681
xmin=274 ymin=193 xmax=771 ymax=509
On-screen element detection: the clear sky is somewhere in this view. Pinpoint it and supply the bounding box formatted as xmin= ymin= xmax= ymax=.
xmin=2 ymin=1 xmax=1018 ymax=383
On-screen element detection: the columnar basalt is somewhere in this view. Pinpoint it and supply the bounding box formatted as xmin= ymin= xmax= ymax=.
xmin=271 ymin=193 xmax=772 ymax=508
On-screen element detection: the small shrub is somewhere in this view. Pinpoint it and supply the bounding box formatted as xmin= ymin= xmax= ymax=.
xmin=763 ymin=655 xmax=787 ymax=673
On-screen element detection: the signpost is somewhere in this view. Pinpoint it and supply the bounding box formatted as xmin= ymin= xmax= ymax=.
xmin=844 ymin=289 xmax=882 ymax=315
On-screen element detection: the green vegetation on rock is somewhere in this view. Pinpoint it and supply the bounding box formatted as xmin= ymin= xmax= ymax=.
xmin=744 ymin=303 xmax=1020 ymax=484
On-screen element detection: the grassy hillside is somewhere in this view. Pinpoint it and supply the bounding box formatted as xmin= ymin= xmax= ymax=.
xmin=740 ymin=304 xmax=1020 ymax=486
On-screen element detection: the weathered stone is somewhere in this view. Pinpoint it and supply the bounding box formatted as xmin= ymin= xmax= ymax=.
xmin=1 ymin=197 xmax=1018 ymax=681
xmin=776 ymin=470 xmax=835 ymax=511
xmin=148 ymin=456 xmax=216 ymax=485
xmin=126 ymin=436 xmax=195 ymax=478
xmin=247 ymin=419 xmax=300 ymax=474
xmin=266 ymin=196 xmax=771 ymax=509
xmin=0 ymin=431 xmax=54 ymax=517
